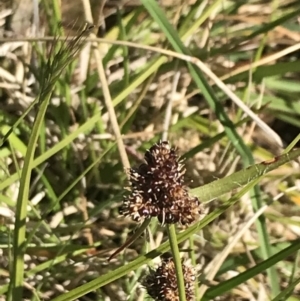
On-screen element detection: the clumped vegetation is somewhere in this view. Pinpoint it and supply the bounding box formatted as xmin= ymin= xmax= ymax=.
xmin=0 ymin=0 xmax=300 ymax=300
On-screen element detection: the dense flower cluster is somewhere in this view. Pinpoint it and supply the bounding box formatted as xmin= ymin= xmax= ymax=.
xmin=120 ymin=141 xmax=201 ymax=225
xmin=143 ymin=258 xmax=196 ymax=301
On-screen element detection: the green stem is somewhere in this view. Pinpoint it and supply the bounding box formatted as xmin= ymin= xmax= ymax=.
xmin=7 ymin=29 xmax=87 ymax=301
xmin=167 ymin=224 xmax=186 ymax=301
xmin=8 ymin=85 xmax=53 ymax=301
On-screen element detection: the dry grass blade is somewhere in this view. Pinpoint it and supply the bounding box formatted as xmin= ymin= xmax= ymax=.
xmin=80 ymin=0 xmax=130 ymax=170
xmin=189 ymin=57 xmax=283 ymax=148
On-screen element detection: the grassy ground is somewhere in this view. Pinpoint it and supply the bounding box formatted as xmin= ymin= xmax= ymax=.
xmin=1 ymin=0 xmax=300 ymax=300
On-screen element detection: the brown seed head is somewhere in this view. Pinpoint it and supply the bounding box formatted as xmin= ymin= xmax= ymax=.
xmin=120 ymin=141 xmax=201 ymax=225
xmin=143 ymin=258 xmax=196 ymax=301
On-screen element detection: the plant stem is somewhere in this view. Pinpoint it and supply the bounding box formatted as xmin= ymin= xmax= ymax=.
xmin=7 ymin=95 xmax=51 ymax=301
xmin=7 ymin=28 xmax=87 ymax=301
xmin=167 ymin=224 xmax=186 ymax=301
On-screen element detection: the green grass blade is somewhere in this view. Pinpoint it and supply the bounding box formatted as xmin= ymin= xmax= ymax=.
xmin=203 ymin=240 xmax=300 ymax=300
xmin=7 ymin=98 xmax=52 ymax=301
xmin=272 ymin=277 xmax=300 ymax=301
xmin=191 ymin=148 xmax=300 ymax=202
xmin=247 ymin=7 xmax=300 ymax=41
xmin=112 ymin=56 xmax=167 ymax=107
